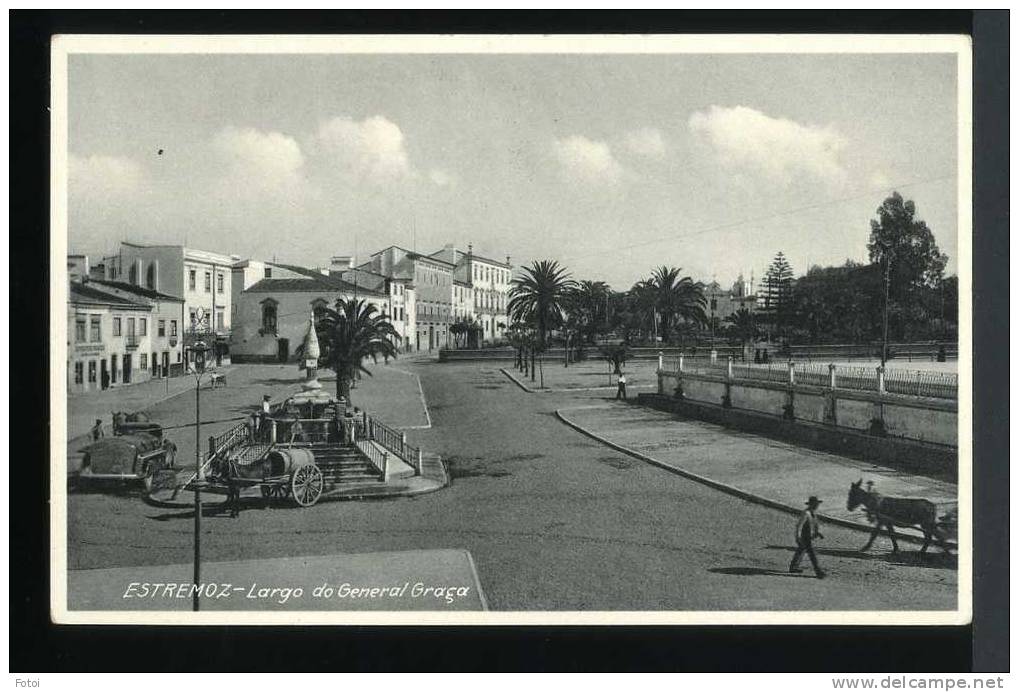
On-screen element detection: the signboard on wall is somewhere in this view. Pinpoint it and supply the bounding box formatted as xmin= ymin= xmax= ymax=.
xmin=74 ymin=343 xmax=106 ymax=356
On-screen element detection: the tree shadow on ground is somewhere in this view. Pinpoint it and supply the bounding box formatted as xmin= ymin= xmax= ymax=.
xmin=249 ymin=378 xmax=303 ymax=387
xmin=709 ymin=566 xmax=815 ymax=578
xmin=765 ymin=544 xmax=957 ymax=570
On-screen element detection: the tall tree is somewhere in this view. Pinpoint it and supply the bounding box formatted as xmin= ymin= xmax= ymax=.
xmin=567 ymin=279 xmax=611 ymax=344
xmin=306 ymin=298 xmax=399 ymax=403
xmin=867 ymin=192 xmax=948 ymax=338
xmin=507 ymin=260 xmax=576 ymax=348
xmin=724 ymin=307 xmax=761 ymax=354
xmin=759 ymin=251 xmax=795 ymax=339
xmin=790 ymin=261 xmax=883 ymax=343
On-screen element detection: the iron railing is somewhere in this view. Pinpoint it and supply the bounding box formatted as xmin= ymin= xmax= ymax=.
xmin=355 ymin=439 xmax=389 ymax=479
xmin=884 ymin=370 xmax=958 ymax=399
xmin=365 ymin=414 xmax=421 ymax=474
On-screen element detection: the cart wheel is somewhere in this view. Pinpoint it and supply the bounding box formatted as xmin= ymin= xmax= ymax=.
xmin=291 ymin=465 xmax=323 ymax=507
xmin=269 ymin=483 xmax=290 ymax=499
xmin=260 ymin=485 xmax=273 ymax=499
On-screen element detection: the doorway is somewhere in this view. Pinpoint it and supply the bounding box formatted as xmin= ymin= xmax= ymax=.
xmin=110 ymin=354 xmax=118 ymax=384
xmin=429 ymin=326 xmax=434 ymax=350
xmin=152 ymin=352 xmax=158 ymax=376
xmin=123 ymin=354 xmax=133 ymax=384
xmin=277 ymin=338 xmax=290 ymax=362
xmin=101 ymin=359 xmax=109 ymax=389
xmin=162 ymin=352 xmax=170 ymax=377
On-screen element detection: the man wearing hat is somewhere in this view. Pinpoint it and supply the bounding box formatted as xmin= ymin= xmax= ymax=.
xmin=789 ymin=495 xmax=826 ymax=578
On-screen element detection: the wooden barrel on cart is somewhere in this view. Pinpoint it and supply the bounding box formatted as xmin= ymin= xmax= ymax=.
xmin=264 ymin=448 xmax=323 ymax=507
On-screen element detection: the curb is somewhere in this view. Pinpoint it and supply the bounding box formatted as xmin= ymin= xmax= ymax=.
xmin=554 ymin=407 xmax=957 ymax=551
xmin=500 ymin=368 xmax=653 ymax=395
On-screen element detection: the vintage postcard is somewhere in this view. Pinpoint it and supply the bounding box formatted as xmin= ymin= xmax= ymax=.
xmin=51 ymin=34 xmax=971 ymax=625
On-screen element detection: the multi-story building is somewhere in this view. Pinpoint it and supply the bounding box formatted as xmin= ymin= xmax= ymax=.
xmin=68 ymin=281 xmax=161 ymax=392
xmin=89 ymin=280 xmax=186 ymax=378
xmin=430 ymin=244 xmax=513 ymax=345
xmin=230 ymin=262 xmax=388 ymax=363
xmin=99 ymin=242 xmax=239 ymax=364
xmin=362 ymin=246 xmax=454 ymax=351
xmin=329 ymin=256 xmax=415 ymax=352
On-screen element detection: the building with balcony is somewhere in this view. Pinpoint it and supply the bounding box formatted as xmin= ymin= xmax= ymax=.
xmin=68 ymin=281 xmax=157 ymax=393
xmin=89 ymin=280 xmax=186 ymax=378
xmin=98 ymin=242 xmax=239 ymax=365
xmin=430 ymin=244 xmax=512 ymax=345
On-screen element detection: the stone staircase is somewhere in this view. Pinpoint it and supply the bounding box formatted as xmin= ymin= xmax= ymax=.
xmin=311 ymin=443 xmax=384 ymax=485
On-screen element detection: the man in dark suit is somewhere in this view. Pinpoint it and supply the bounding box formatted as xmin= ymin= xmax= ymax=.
xmin=790 ymin=495 xmax=826 ymax=579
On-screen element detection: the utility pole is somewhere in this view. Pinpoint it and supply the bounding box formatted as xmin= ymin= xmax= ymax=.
xmin=881 ymin=247 xmax=893 ymax=368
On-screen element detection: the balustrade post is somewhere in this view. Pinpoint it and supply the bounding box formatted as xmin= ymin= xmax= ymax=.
xmin=657 ymin=350 xmax=663 ymax=372
xmin=876 ymin=365 xmax=886 ymax=394
xmin=726 ymin=355 xmax=734 ymax=381
xmin=787 ymin=360 xmax=796 ymax=385
xmin=270 ymin=420 xmax=277 ymax=445
xmin=417 ymin=448 xmax=423 ymax=476
xmin=382 ymin=452 xmax=390 ymax=483
xmin=828 ymin=363 xmax=837 ymax=389
xmin=678 ymin=354 xmax=684 ymax=373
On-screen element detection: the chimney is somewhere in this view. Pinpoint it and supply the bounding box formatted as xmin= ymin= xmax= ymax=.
xmin=506 ymin=255 xmax=511 ymax=266
xmin=468 ymin=244 xmax=473 ymax=258
xmin=330 ymin=255 xmax=355 ymax=272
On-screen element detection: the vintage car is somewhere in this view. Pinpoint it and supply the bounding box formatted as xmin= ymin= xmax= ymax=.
xmin=79 ymin=432 xmax=177 ymax=490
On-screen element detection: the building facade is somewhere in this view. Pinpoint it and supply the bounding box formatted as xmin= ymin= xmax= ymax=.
xmin=430 ymin=244 xmax=512 ymax=345
xmin=230 ymin=263 xmax=388 ymax=363
xmin=704 ymin=273 xmax=758 ymax=330
xmin=68 ymin=282 xmax=161 ymax=393
xmin=363 ymin=246 xmax=453 ymax=351
xmin=99 ymin=242 xmax=239 ymax=364
xmin=89 ymin=280 xmax=186 ymax=379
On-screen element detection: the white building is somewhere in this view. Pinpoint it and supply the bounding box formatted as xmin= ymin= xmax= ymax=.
xmin=89 ymin=280 xmax=186 ymax=378
xmin=68 ymin=281 xmax=159 ymax=392
xmin=98 ymin=242 xmax=239 ymax=363
xmin=230 ymin=262 xmax=389 ymax=363
xmin=430 ymin=244 xmax=512 ymax=345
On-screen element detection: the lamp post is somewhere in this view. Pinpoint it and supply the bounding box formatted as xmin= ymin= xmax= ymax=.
xmin=186 ymin=339 xmax=212 ymax=612
xmin=879 ymin=243 xmax=894 ymax=368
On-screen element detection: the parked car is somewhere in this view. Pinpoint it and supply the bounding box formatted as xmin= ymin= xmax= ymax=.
xmin=79 ymin=432 xmax=177 ymax=491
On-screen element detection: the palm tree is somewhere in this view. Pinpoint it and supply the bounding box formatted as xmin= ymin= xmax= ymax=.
xmin=567 ymin=280 xmax=611 ymax=344
xmin=638 ymin=266 xmax=707 ymax=343
xmin=507 ymin=260 xmax=576 ymax=349
xmin=305 ymin=298 xmax=399 ymax=404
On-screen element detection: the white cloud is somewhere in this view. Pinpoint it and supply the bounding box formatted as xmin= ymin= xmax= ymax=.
xmin=869 ymin=171 xmax=891 ymax=188
xmin=212 ymin=126 xmax=305 ymax=192
xmin=688 ymin=106 xmax=847 ymax=185
xmin=552 ymin=135 xmax=623 ymax=184
xmin=316 ymin=115 xmax=412 ymax=183
xmin=623 ymin=127 xmax=667 ymax=158
xmin=69 ymin=153 xmax=145 ymax=198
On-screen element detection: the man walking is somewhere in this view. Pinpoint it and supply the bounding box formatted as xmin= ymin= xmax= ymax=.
xmin=790 ymin=495 xmax=826 ymax=579
xmin=616 ymin=373 xmax=627 ymax=400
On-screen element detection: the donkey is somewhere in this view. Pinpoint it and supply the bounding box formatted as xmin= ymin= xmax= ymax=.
xmin=847 ymin=479 xmax=950 ymax=555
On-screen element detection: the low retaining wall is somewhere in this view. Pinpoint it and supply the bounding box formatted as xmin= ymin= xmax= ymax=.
xmin=638 ymin=391 xmax=957 ymax=482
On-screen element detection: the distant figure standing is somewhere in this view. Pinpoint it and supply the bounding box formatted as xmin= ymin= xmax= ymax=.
xmin=616 ymin=373 xmax=627 ymax=400
xmin=789 ymin=496 xmax=826 ymax=579
xmin=90 ymin=419 xmax=105 ymax=442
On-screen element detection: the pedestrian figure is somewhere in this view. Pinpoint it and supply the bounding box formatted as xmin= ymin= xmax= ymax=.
xmin=90 ymin=418 xmax=105 ymax=442
xmin=616 ymin=373 xmax=627 ymax=400
xmin=789 ymin=496 xmax=826 ymax=579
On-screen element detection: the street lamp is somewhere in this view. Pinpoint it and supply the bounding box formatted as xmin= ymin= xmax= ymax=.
xmin=186 ymin=339 xmax=213 ymax=612
xmin=878 ymin=242 xmax=894 ymax=368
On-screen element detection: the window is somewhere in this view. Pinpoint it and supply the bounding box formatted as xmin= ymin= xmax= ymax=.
xmin=88 ymin=361 xmax=97 ymax=383
xmin=74 ymin=362 xmax=84 ymax=384
xmin=170 ymin=320 xmax=178 ymax=337
xmin=189 ymin=270 xmax=197 ymax=291
xmin=217 ymin=273 xmax=224 ymax=293
xmin=111 ymin=354 xmax=118 ymax=383
xmin=146 ymin=263 xmax=156 ymax=290
xmin=90 ymin=316 xmax=101 ymax=342
xmin=140 ymin=353 xmax=148 ymax=370
xmin=176 ymin=352 xmax=181 ymax=363
xmin=127 ymin=318 xmax=136 ymax=336
xmin=140 ymin=318 xmax=147 ymax=336
xmin=265 ymin=267 xmax=272 ymax=279
xmin=112 ymin=317 xmax=122 ymax=337
xmin=204 ymin=272 xmax=212 ymax=293
xmin=261 ymin=300 xmax=278 ymax=334
xmin=216 ymin=310 xmax=224 ymax=331
xmin=75 ymin=317 xmax=87 ymax=342
xmin=129 ymin=263 xmax=138 ymax=285
xmin=158 ymin=320 xmax=166 ymax=337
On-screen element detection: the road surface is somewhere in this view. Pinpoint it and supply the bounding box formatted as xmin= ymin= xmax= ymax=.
xmin=66 ymin=359 xmax=957 ymax=611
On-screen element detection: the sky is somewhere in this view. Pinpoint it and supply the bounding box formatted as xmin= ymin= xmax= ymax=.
xmin=67 ymin=51 xmax=959 ymax=291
